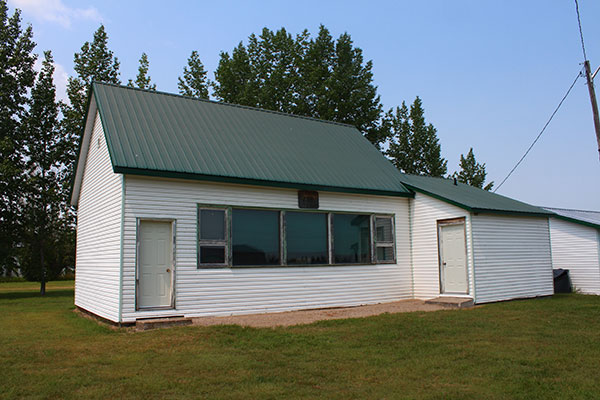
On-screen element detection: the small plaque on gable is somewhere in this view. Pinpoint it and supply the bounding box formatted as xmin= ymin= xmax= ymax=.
xmin=298 ymin=190 xmax=319 ymax=209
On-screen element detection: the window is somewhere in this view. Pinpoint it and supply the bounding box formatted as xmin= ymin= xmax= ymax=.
xmin=232 ymin=209 xmax=280 ymax=266
xmin=198 ymin=208 xmax=228 ymax=265
xmin=286 ymin=211 xmax=328 ymax=265
xmin=197 ymin=205 xmax=395 ymax=268
xmin=332 ymin=213 xmax=371 ymax=264
xmin=375 ymin=216 xmax=395 ymax=263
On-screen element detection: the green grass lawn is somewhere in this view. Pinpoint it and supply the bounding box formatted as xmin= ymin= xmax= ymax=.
xmin=1 ymin=282 xmax=599 ymax=399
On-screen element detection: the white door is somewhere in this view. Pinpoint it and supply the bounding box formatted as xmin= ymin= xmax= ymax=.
xmin=439 ymin=222 xmax=468 ymax=294
xmin=138 ymin=220 xmax=173 ymax=308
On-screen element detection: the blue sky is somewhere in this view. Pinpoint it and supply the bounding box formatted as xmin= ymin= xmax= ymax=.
xmin=8 ymin=0 xmax=600 ymax=210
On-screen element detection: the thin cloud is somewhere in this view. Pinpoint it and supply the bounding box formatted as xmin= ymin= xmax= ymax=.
xmin=10 ymin=0 xmax=102 ymax=28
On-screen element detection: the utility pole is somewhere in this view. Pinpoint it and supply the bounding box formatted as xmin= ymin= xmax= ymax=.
xmin=583 ymin=60 xmax=600 ymax=161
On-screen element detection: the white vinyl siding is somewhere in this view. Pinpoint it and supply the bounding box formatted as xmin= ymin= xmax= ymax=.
xmin=121 ymin=176 xmax=411 ymax=322
xmin=74 ymin=111 xmax=122 ymax=322
xmin=471 ymin=215 xmax=553 ymax=303
xmin=409 ymin=193 xmax=474 ymax=300
xmin=549 ymin=218 xmax=600 ymax=295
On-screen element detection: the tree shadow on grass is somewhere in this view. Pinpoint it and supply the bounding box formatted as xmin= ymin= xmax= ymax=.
xmin=0 ymin=289 xmax=74 ymax=300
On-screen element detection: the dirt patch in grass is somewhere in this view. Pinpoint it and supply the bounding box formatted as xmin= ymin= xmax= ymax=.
xmin=192 ymin=299 xmax=447 ymax=327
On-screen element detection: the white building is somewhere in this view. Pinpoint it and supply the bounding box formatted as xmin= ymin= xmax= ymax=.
xmin=399 ymin=174 xmax=554 ymax=304
xmin=71 ymin=83 xmax=556 ymax=324
xmin=544 ymin=207 xmax=600 ymax=295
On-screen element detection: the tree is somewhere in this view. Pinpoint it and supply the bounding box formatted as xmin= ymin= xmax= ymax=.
xmin=322 ymin=31 xmax=384 ymax=144
xmin=213 ymin=42 xmax=256 ymax=107
xmin=128 ymin=52 xmax=156 ymax=90
xmin=20 ymin=51 xmax=72 ymax=294
xmin=63 ymin=25 xmax=120 ymax=185
xmin=0 ymin=1 xmax=36 ymax=274
xmin=212 ymin=26 xmax=385 ymax=146
xmin=455 ymin=148 xmax=494 ymax=191
xmin=214 ymin=27 xmax=303 ymax=113
xmin=178 ymin=50 xmax=209 ymax=98
xmin=295 ymin=26 xmax=334 ymax=117
xmin=386 ymin=97 xmax=447 ymax=177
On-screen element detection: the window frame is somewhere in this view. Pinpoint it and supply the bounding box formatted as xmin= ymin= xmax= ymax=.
xmin=197 ymin=206 xmax=230 ymax=268
xmin=196 ymin=204 xmax=396 ymax=269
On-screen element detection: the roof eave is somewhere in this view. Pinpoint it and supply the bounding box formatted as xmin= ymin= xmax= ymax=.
xmin=470 ymin=208 xmax=554 ymax=218
xmin=406 ymin=185 xmax=553 ymax=217
xmin=551 ymin=214 xmax=600 ymax=230
xmin=404 ymin=185 xmax=473 ymax=212
xmin=114 ymin=166 xmax=414 ymax=198
xmin=69 ymin=92 xmax=98 ymax=207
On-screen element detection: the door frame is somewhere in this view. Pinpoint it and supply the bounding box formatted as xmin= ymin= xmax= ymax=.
xmin=437 ymin=217 xmax=469 ymax=295
xmin=135 ymin=218 xmax=177 ymax=311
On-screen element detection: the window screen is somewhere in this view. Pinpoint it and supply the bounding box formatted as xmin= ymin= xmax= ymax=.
xmin=332 ymin=213 xmax=371 ymax=264
xmin=232 ymin=209 xmax=280 ymax=266
xmin=286 ymin=211 xmax=328 ymax=265
xmin=199 ymin=246 xmax=226 ymax=264
xmin=375 ymin=216 xmax=395 ymax=263
xmin=198 ymin=208 xmax=228 ymax=266
xmin=200 ymin=209 xmax=225 ymax=240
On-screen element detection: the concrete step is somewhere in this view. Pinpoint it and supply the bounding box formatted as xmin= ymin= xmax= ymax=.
xmin=136 ymin=317 xmax=192 ymax=331
xmin=425 ymin=297 xmax=474 ymax=309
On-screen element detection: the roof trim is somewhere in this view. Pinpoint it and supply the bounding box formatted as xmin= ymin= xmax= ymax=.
xmin=405 ymin=184 xmax=473 ymax=212
xmin=542 ymin=206 xmax=600 ymax=230
xmin=406 ymin=184 xmax=553 ymax=218
xmin=116 ymin=166 xmax=415 ymax=198
xmin=70 ymin=93 xmax=97 ymax=206
xmin=551 ymin=214 xmax=600 ymax=230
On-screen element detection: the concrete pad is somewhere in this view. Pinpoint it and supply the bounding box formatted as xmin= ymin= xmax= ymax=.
xmin=136 ymin=317 xmax=192 ymax=331
xmin=425 ymin=297 xmax=474 ymax=309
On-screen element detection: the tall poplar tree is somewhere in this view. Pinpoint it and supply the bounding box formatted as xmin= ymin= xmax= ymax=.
xmin=455 ymin=148 xmax=494 ymax=191
xmin=213 ymin=42 xmax=256 ymax=107
xmin=214 ymin=27 xmax=303 ymax=113
xmin=213 ymin=26 xmax=385 ymax=146
xmin=178 ymin=50 xmax=209 ymax=98
xmin=296 ymin=26 xmax=333 ymax=115
xmin=128 ymin=52 xmax=156 ymax=90
xmin=0 ymin=1 xmax=36 ymax=274
xmin=21 ymin=51 xmax=72 ymax=294
xmin=63 ymin=25 xmax=120 ymax=183
xmin=386 ymin=97 xmax=447 ymax=177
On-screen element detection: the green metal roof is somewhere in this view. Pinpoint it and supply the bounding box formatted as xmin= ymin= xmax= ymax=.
xmin=542 ymin=207 xmax=600 ymax=230
xmin=91 ymin=82 xmax=411 ymax=196
xmin=398 ymin=174 xmax=554 ymax=217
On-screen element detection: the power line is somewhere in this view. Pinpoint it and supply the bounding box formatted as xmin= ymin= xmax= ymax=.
xmin=574 ymin=0 xmax=587 ymax=61
xmin=494 ymin=70 xmax=582 ymax=193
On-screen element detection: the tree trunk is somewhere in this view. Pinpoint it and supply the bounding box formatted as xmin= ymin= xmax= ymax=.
xmin=40 ymin=238 xmax=46 ymax=296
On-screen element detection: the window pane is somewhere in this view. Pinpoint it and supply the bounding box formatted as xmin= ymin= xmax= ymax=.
xmin=232 ymin=209 xmax=280 ymax=265
xmin=376 ymin=246 xmax=394 ymax=262
xmin=200 ymin=246 xmax=225 ymax=264
xmin=376 ymin=217 xmax=393 ymax=243
xmin=286 ymin=212 xmax=328 ymax=265
xmin=333 ymin=214 xmax=371 ymax=264
xmin=200 ymin=209 xmax=225 ymax=240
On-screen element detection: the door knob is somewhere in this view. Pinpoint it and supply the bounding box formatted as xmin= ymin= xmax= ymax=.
xmin=442 ymin=262 xmax=446 ymax=266
xmin=166 ymin=268 xmax=171 ymax=273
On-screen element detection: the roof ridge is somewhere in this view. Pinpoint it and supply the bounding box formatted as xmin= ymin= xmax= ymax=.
xmin=92 ymin=81 xmax=358 ymax=129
